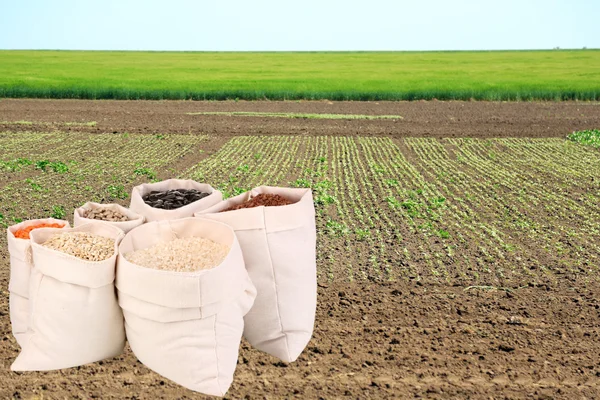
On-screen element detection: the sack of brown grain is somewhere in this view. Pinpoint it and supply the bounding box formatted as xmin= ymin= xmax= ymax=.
xmin=116 ymin=218 xmax=256 ymax=397
xmin=74 ymin=202 xmax=144 ymax=233
xmin=195 ymin=186 xmax=317 ymax=363
xmin=129 ymin=179 xmax=222 ymax=222
xmin=11 ymin=222 xmax=125 ymax=371
xmin=6 ymin=218 xmax=70 ymax=347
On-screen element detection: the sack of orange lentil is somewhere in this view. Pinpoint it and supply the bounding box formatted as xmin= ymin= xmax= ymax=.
xmin=6 ymin=218 xmax=70 ymax=347
xmin=195 ymin=186 xmax=317 ymax=363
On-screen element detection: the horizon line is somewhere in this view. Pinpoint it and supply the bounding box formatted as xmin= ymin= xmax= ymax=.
xmin=0 ymin=48 xmax=597 ymax=53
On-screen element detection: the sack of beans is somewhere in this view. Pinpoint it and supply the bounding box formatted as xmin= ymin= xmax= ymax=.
xmin=11 ymin=222 xmax=126 ymax=371
xmin=6 ymin=218 xmax=70 ymax=347
xmin=129 ymin=179 xmax=222 ymax=222
xmin=195 ymin=186 xmax=317 ymax=363
xmin=74 ymin=202 xmax=145 ymax=233
xmin=116 ymin=218 xmax=256 ymax=397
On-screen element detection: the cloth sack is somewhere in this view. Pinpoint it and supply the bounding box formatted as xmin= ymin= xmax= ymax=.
xmin=11 ymin=222 xmax=126 ymax=371
xmin=196 ymin=186 xmax=317 ymax=362
xmin=129 ymin=179 xmax=222 ymax=222
xmin=116 ymin=218 xmax=256 ymax=397
xmin=7 ymin=218 xmax=70 ymax=347
xmin=74 ymin=202 xmax=145 ymax=233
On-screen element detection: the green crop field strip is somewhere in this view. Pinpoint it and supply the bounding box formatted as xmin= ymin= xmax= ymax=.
xmin=0 ymin=50 xmax=599 ymax=101
xmin=0 ymin=120 xmax=97 ymax=127
xmin=1 ymin=131 xmax=598 ymax=287
xmin=186 ymin=112 xmax=404 ymax=120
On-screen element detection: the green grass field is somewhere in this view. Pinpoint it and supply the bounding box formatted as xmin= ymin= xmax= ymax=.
xmin=0 ymin=50 xmax=599 ymax=101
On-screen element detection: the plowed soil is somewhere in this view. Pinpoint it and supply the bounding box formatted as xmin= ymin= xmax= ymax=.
xmin=1 ymin=99 xmax=600 ymax=138
xmin=1 ymin=99 xmax=600 ymax=399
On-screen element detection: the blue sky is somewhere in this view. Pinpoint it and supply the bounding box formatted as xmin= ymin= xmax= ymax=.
xmin=0 ymin=0 xmax=597 ymax=51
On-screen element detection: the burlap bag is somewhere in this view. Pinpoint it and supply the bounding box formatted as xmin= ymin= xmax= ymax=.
xmin=11 ymin=222 xmax=125 ymax=371
xmin=196 ymin=186 xmax=317 ymax=362
xmin=116 ymin=218 xmax=256 ymax=396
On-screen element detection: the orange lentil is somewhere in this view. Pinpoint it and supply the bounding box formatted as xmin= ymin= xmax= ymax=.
xmin=13 ymin=223 xmax=65 ymax=240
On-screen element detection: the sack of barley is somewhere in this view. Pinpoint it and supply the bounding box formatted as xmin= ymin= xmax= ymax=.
xmin=116 ymin=218 xmax=256 ymax=397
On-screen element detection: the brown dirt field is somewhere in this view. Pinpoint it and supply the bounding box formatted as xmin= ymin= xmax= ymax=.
xmin=1 ymin=99 xmax=600 ymax=138
xmin=1 ymin=280 xmax=599 ymax=399
xmin=1 ymin=100 xmax=600 ymax=399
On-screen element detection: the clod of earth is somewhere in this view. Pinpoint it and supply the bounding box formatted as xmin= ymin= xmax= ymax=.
xmin=498 ymin=344 xmax=515 ymax=352
xmin=13 ymin=223 xmax=65 ymax=240
xmin=83 ymin=207 xmax=130 ymax=222
xmin=142 ymin=189 xmax=210 ymax=210
xmin=42 ymin=232 xmax=115 ymax=261
xmin=222 ymin=193 xmax=293 ymax=212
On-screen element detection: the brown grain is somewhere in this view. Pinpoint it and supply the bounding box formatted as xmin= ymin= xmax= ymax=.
xmin=222 ymin=193 xmax=293 ymax=212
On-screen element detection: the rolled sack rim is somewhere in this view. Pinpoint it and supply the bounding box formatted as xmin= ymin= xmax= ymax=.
xmin=194 ymin=186 xmax=315 ymax=233
xmin=130 ymin=179 xmax=223 ymax=219
xmin=196 ymin=186 xmax=313 ymax=216
xmin=116 ymin=218 xmax=239 ymax=277
xmin=7 ymin=219 xmax=71 ymax=262
xmin=115 ymin=218 xmax=250 ymax=311
xmin=29 ymin=221 xmax=124 ymax=266
xmin=7 ymin=218 xmax=71 ymax=239
xmin=75 ymin=202 xmax=145 ymax=225
xmin=132 ymin=179 xmax=218 ymax=203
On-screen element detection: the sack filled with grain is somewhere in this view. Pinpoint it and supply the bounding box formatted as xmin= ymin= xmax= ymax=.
xmin=195 ymin=186 xmax=317 ymax=363
xmin=11 ymin=222 xmax=125 ymax=371
xmin=116 ymin=218 xmax=256 ymax=397
xmin=74 ymin=202 xmax=144 ymax=233
xmin=129 ymin=179 xmax=222 ymax=222
xmin=6 ymin=218 xmax=70 ymax=347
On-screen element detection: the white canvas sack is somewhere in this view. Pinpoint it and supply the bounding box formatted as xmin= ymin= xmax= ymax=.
xmin=11 ymin=222 xmax=126 ymax=371
xmin=6 ymin=218 xmax=70 ymax=347
xmin=129 ymin=179 xmax=222 ymax=222
xmin=116 ymin=218 xmax=256 ymax=397
xmin=196 ymin=186 xmax=317 ymax=363
xmin=74 ymin=202 xmax=145 ymax=233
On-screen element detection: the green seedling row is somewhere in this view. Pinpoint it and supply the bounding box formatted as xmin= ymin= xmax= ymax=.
xmin=1 ymin=132 xmax=599 ymax=286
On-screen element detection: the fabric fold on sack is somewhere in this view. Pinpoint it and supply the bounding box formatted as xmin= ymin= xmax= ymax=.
xmin=11 ymin=222 xmax=126 ymax=371
xmin=196 ymin=186 xmax=317 ymax=363
xmin=6 ymin=218 xmax=70 ymax=347
xmin=74 ymin=202 xmax=144 ymax=233
xmin=116 ymin=218 xmax=256 ymax=397
xmin=129 ymin=179 xmax=222 ymax=222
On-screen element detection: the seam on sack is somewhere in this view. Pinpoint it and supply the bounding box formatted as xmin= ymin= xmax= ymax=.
xmin=262 ymin=210 xmax=292 ymax=362
xmin=197 ymin=273 xmax=203 ymax=318
xmin=22 ymin=271 xmax=45 ymax=354
xmin=212 ymin=314 xmax=224 ymax=396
